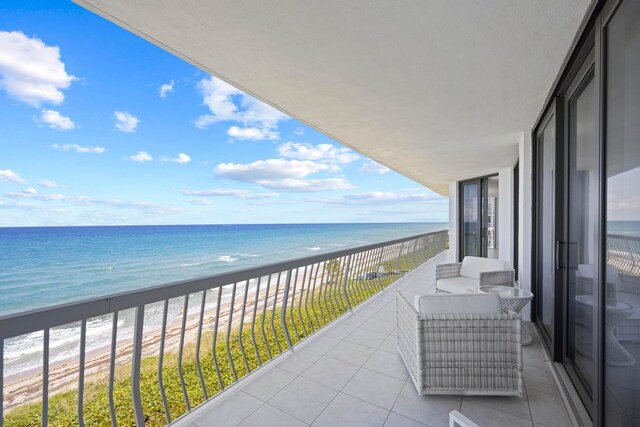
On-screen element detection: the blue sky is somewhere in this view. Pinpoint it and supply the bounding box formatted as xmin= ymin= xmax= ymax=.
xmin=0 ymin=1 xmax=447 ymax=226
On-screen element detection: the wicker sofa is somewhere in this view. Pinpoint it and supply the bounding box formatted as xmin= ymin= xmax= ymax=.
xmin=396 ymin=292 xmax=523 ymax=396
xmin=435 ymin=256 xmax=515 ymax=294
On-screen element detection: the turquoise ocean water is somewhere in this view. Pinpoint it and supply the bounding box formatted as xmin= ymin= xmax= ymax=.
xmin=0 ymin=223 xmax=446 ymax=376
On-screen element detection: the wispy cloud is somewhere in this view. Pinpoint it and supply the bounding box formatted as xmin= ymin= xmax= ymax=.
xmin=5 ymin=187 xmax=66 ymax=201
xmin=52 ymin=144 xmax=105 ymax=154
xmin=162 ymin=153 xmax=191 ymax=164
xmin=316 ymin=191 xmax=445 ymax=206
xmin=40 ymin=179 xmax=59 ymax=188
xmin=181 ymin=188 xmax=279 ymax=199
xmin=159 ymin=79 xmax=174 ymax=98
xmin=293 ymin=128 xmax=304 ymax=136
xmin=129 ymin=151 xmax=153 ymax=162
xmin=0 ymin=169 xmax=26 ymax=184
xmin=114 ymin=111 xmax=139 ymax=133
xmin=38 ymin=109 xmax=75 ymax=131
xmin=227 ymin=126 xmax=279 ymax=141
xmin=358 ymin=160 xmax=390 ymax=174
xmin=194 ymin=76 xmax=289 ymax=138
xmin=278 ymin=142 xmax=359 ymax=164
xmin=215 ymin=159 xmax=352 ymax=192
xmin=189 ymin=198 xmax=211 ymax=205
xmin=0 ymin=31 xmax=75 ymax=107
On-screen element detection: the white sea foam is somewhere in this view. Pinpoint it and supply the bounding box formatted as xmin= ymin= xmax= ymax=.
xmin=217 ymin=255 xmax=238 ymax=262
xmin=307 ymin=247 xmax=321 ymax=251
xmin=180 ymin=262 xmax=202 ymax=267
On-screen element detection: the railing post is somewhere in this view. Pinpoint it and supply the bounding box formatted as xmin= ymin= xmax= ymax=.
xmin=281 ymin=270 xmax=293 ymax=350
xmin=131 ymin=305 xmax=145 ymax=427
xmin=342 ymin=255 xmax=353 ymax=311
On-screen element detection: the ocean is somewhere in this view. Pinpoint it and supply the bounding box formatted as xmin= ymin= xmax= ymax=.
xmin=0 ymin=222 xmax=446 ymax=376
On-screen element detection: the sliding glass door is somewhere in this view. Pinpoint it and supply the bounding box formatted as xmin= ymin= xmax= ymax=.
xmin=535 ymin=109 xmax=559 ymax=346
xmin=533 ymin=1 xmax=640 ymax=422
xmin=460 ymin=179 xmax=482 ymax=258
xmin=459 ymin=176 xmax=499 ymax=260
xmin=565 ymin=51 xmax=598 ymax=408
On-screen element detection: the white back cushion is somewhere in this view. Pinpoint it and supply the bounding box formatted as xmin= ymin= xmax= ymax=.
xmin=459 ymin=256 xmax=508 ymax=279
xmin=415 ymin=293 xmax=502 ymax=314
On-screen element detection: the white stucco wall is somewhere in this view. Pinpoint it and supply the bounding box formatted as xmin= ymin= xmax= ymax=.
xmin=448 ymin=181 xmax=458 ymax=262
xmin=447 ymin=131 xmax=533 ymax=320
xmin=518 ymin=131 xmax=533 ymax=321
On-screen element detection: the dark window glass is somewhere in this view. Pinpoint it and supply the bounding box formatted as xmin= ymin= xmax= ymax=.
xmin=605 ymin=1 xmax=640 ymax=424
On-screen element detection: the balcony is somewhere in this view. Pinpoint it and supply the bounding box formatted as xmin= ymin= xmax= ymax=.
xmin=0 ymin=230 xmax=573 ymax=426
xmin=174 ymin=253 xmax=572 ymax=427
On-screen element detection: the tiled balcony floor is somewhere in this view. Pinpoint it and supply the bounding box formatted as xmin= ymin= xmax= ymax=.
xmin=176 ymin=252 xmax=573 ymax=427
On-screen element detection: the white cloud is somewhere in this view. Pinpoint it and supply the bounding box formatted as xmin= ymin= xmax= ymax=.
xmin=0 ymin=31 xmax=75 ymax=107
xmin=189 ymin=198 xmax=212 ymax=205
xmin=38 ymin=109 xmax=75 ymax=131
xmin=194 ymin=76 xmax=289 ymax=134
xmin=358 ymin=160 xmax=390 ymax=174
xmin=129 ymin=151 xmax=153 ymax=162
xmin=40 ymin=179 xmax=59 ymax=188
xmin=278 ymin=142 xmax=359 ymax=164
xmin=260 ymin=178 xmax=353 ymax=192
xmin=0 ymin=169 xmax=26 ymax=184
xmin=318 ymin=191 xmax=445 ymax=206
xmin=227 ymin=126 xmax=279 ymax=141
xmin=5 ymin=188 xmax=66 ymax=201
xmin=163 ymin=153 xmax=191 ymax=164
xmin=293 ymin=128 xmax=304 ymax=136
xmin=114 ymin=111 xmax=139 ymax=133
xmin=214 ymin=158 xmax=352 ymax=192
xmin=215 ymin=159 xmax=331 ymax=181
xmin=159 ymin=80 xmax=174 ymax=98
xmin=52 ymin=144 xmax=105 ymax=154
xmin=181 ymin=188 xmax=279 ymax=199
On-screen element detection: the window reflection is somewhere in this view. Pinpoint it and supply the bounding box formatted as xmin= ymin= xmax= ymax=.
xmin=605 ymin=1 xmax=640 ymax=424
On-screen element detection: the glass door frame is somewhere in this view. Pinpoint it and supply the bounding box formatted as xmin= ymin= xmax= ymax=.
xmin=533 ymin=102 xmax=566 ymax=359
xmin=458 ymin=174 xmax=498 ymax=261
xmin=532 ymin=9 xmax=608 ymax=423
xmin=561 ymin=45 xmax=598 ymax=416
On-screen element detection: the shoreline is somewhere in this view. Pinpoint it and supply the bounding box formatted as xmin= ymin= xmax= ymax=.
xmin=3 ymin=262 xmax=347 ymax=411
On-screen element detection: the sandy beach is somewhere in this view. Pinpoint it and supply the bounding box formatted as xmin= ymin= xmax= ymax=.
xmin=3 ymin=259 xmax=382 ymax=411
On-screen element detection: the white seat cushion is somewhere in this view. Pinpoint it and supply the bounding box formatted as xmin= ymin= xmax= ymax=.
xmin=435 ymin=276 xmax=478 ymax=293
xmin=459 ymin=256 xmax=508 ymax=279
xmin=414 ymin=293 xmax=502 ymax=314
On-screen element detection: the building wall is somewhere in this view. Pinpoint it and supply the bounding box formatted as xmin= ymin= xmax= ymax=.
xmin=447 ymin=130 xmax=533 ymax=320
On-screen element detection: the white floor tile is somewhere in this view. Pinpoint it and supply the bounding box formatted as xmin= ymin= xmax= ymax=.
xmin=313 ymin=393 xmax=389 ymax=427
xmin=342 ymin=368 xmax=405 ymax=410
xmin=364 ymin=349 xmax=409 ymax=381
xmin=268 ymin=376 xmax=337 ymax=424
xmin=325 ymin=339 xmax=376 ymax=366
xmin=242 ymin=367 xmax=297 ymax=402
xmin=384 ymin=412 xmax=428 ymax=427
xmin=192 ymin=391 xmax=262 ymax=427
xmin=238 ymin=404 xmax=307 ymax=427
xmin=392 ymin=382 xmax=461 ymax=427
xmin=460 ymin=400 xmax=533 ymax=427
xmin=301 ymin=355 xmax=360 ymax=390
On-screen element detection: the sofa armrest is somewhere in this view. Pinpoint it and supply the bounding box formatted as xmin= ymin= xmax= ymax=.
xmin=479 ymin=269 xmax=515 ymax=287
xmin=435 ymin=262 xmax=462 ymax=280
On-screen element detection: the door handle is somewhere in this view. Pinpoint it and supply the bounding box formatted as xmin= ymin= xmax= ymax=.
xmin=556 ymin=241 xmax=566 ymax=271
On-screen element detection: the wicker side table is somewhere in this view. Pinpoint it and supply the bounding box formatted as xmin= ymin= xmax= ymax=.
xmin=480 ymin=285 xmax=534 ymax=345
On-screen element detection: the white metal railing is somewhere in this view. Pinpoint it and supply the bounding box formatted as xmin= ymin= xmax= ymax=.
xmin=0 ymin=230 xmax=448 ymax=427
xmin=607 ymin=233 xmax=640 ymax=276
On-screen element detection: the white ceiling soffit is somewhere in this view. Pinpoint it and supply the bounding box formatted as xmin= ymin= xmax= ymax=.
xmin=74 ymin=0 xmax=591 ymax=195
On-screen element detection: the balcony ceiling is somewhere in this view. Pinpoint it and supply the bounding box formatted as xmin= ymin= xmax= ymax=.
xmin=74 ymin=0 xmax=591 ymax=195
